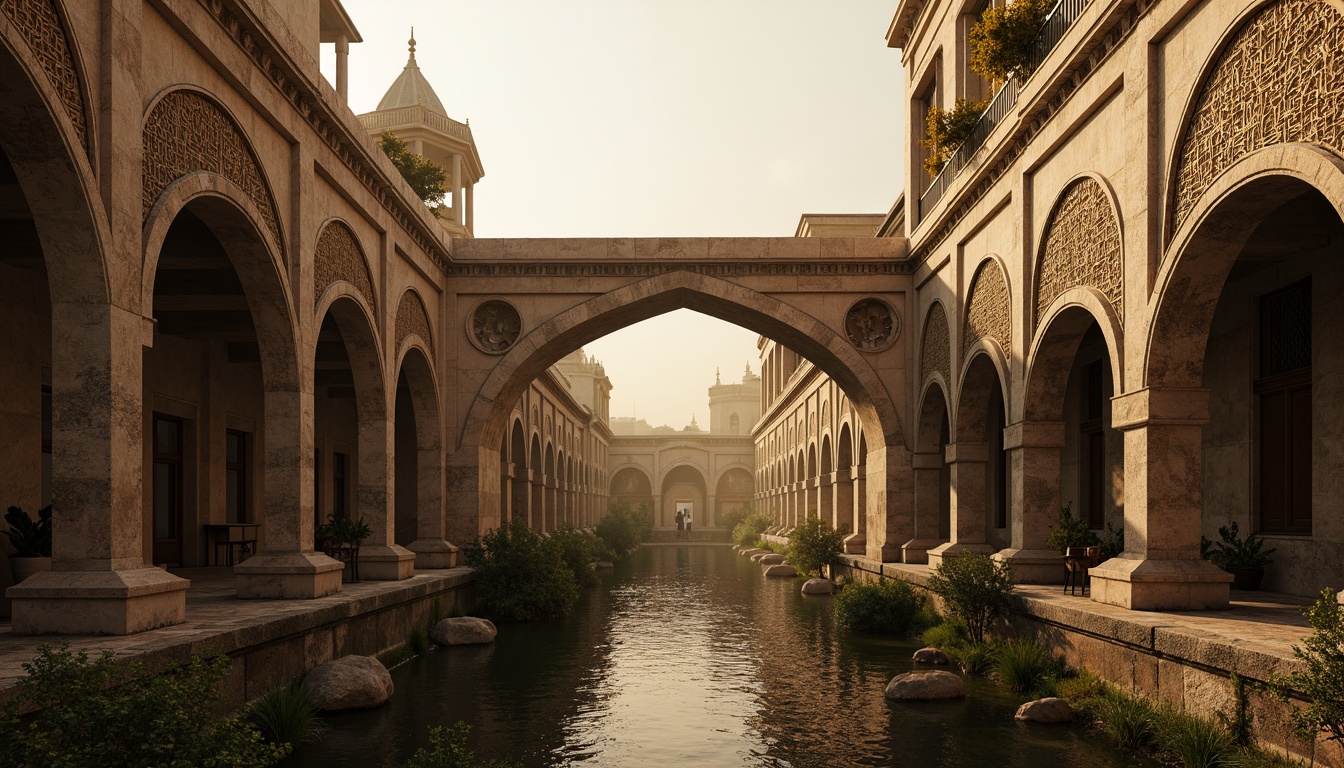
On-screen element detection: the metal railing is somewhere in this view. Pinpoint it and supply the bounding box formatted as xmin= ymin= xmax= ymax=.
xmin=917 ymin=0 xmax=1092 ymax=220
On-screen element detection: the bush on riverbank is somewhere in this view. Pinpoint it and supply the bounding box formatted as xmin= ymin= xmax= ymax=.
xmin=731 ymin=510 xmax=774 ymax=546
xmin=785 ymin=516 xmax=845 ymax=577
xmin=833 ymin=578 xmax=928 ymax=635
xmin=248 ymin=683 xmax=325 ymax=748
xmin=925 ymin=553 xmax=1014 ymax=644
xmin=596 ymin=501 xmax=652 ymax=559
xmin=1270 ymin=588 xmax=1344 ymax=747
xmin=0 ymin=644 xmax=286 ymax=767
xmin=404 ymin=721 xmax=521 ymax=768
xmin=464 ymin=520 xmax=579 ymax=621
xmin=548 ymin=524 xmax=600 ymax=586
xmin=993 ymin=638 xmax=1066 ymax=695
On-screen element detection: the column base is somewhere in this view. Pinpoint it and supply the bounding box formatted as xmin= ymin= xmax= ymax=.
xmin=6 ymin=566 xmax=190 ymax=635
xmin=842 ymin=533 xmax=866 ymax=555
xmin=1089 ymin=557 xmax=1232 ymax=610
xmin=992 ymin=548 xmax=1066 ymax=584
xmin=926 ymin=542 xmax=996 ymax=570
xmin=407 ymin=538 xmax=460 ymax=569
xmin=360 ymin=544 xmax=417 ymax=580
xmin=234 ymin=551 xmax=344 ymax=599
xmin=900 ymin=538 xmax=946 ymax=565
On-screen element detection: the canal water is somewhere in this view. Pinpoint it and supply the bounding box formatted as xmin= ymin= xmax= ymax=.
xmin=289 ymin=545 xmax=1153 ymax=767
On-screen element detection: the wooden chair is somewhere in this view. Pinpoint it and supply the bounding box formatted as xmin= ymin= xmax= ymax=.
xmin=1063 ymin=546 xmax=1102 ymax=596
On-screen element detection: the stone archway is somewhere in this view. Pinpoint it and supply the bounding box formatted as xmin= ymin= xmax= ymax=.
xmin=905 ymin=382 xmax=950 ymax=563
xmin=397 ymin=345 xmax=453 ymax=567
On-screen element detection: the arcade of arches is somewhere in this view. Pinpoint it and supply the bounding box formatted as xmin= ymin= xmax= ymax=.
xmin=1 ymin=0 xmax=1343 ymax=636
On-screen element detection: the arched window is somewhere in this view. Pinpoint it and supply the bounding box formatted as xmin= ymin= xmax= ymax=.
xmin=729 ymin=412 xmax=740 ymax=434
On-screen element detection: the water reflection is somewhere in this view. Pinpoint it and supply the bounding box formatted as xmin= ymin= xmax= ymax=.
xmin=289 ymin=546 xmax=1153 ymax=768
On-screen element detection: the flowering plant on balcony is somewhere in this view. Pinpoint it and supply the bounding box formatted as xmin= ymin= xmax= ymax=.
xmin=922 ymin=98 xmax=990 ymax=178
xmin=969 ymin=0 xmax=1052 ymax=84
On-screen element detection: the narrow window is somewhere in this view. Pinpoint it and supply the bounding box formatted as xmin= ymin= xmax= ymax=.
xmin=152 ymin=414 xmax=185 ymax=565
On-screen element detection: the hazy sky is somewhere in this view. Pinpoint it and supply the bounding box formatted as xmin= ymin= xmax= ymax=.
xmin=327 ymin=1 xmax=905 ymax=428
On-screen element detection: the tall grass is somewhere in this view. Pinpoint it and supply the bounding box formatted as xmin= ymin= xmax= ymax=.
xmin=1158 ymin=711 xmax=1235 ymax=768
xmin=992 ymin=638 xmax=1062 ymax=694
xmin=248 ymin=683 xmax=325 ymax=747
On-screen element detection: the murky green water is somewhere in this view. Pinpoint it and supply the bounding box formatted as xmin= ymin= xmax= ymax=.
xmin=288 ymin=545 xmax=1153 ymax=767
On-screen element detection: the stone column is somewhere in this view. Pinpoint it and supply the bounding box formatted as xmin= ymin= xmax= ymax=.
xmin=530 ymin=471 xmax=545 ymax=531
xmin=465 ymin=182 xmax=474 ymax=232
xmin=819 ymin=474 xmax=834 ymax=528
xmin=451 ymin=154 xmax=463 ymax=224
xmin=926 ymin=442 xmax=994 ymax=568
xmin=513 ymin=469 xmax=530 ymax=527
xmin=8 ymin=303 xmax=190 ymax=634
xmin=544 ymin=475 xmax=557 ymax=532
xmin=499 ymin=462 xmax=513 ymax=524
xmin=406 ymin=440 xmax=457 ymax=569
xmin=335 ymin=35 xmax=350 ymax=101
xmin=836 ymin=470 xmax=861 ymax=554
xmin=353 ymin=397 xmax=414 ymax=581
xmin=993 ymin=421 xmax=1066 ymax=583
xmin=705 ymin=494 xmax=716 ymax=529
xmin=902 ymin=452 xmax=946 ymax=563
xmin=1091 ymin=389 xmax=1231 ymax=610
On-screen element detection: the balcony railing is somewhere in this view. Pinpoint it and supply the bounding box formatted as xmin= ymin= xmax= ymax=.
xmin=917 ymin=0 xmax=1092 ymax=220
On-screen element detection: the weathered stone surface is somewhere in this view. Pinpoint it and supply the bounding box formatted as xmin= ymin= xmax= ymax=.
xmin=431 ymin=616 xmax=498 ymax=646
xmin=1015 ymin=697 xmax=1073 ymax=723
xmin=750 ymin=552 xmax=772 ymax=562
xmin=912 ymin=647 xmax=950 ymax=665
xmin=302 ymin=655 xmax=394 ymax=711
xmin=764 ymin=564 xmax=798 ymax=578
xmin=759 ymin=553 xmax=787 ymax=565
xmin=883 ymin=670 xmax=965 ymax=700
xmin=801 ymin=578 xmax=834 ymax=595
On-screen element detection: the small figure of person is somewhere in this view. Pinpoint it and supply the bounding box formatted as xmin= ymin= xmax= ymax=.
xmin=685 ymin=508 xmax=693 ymax=532
xmin=675 ymin=509 xmax=684 ymax=531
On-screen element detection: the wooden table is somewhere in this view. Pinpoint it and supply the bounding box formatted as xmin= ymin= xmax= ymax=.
xmin=205 ymin=523 xmax=261 ymax=566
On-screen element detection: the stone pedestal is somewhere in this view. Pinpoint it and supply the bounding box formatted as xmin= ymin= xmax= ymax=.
xmin=408 ymin=538 xmax=460 ymax=569
xmin=359 ymin=544 xmax=417 ymax=580
xmin=843 ymin=532 xmax=866 ymax=554
xmin=926 ymin=541 xmax=996 ymax=569
xmin=1089 ymin=557 xmax=1232 ymax=610
xmin=235 ymin=551 xmax=344 ymax=599
xmin=992 ymin=548 xmax=1065 ymax=583
xmin=901 ymin=538 xmax=944 ymax=564
xmin=7 ymin=567 xmax=190 ymax=635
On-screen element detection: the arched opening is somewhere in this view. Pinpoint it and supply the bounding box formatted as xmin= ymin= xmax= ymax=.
xmin=396 ymin=347 xmax=452 ymax=567
xmin=819 ymin=435 xmax=835 ymax=528
xmin=906 ymin=384 xmax=951 ymax=563
xmin=713 ymin=467 xmax=754 ymax=528
xmin=529 ymin=435 xmax=543 ymax=530
xmin=661 ymin=464 xmax=707 ymax=531
xmin=543 ymin=443 xmax=556 ymax=533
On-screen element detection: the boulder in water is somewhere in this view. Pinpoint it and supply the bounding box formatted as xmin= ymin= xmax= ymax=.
xmin=883 ymin=670 xmax=965 ymax=700
xmin=801 ymin=578 xmax=834 ymax=595
xmin=302 ymin=655 xmax=394 ymax=711
xmin=431 ymin=616 xmax=498 ymax=646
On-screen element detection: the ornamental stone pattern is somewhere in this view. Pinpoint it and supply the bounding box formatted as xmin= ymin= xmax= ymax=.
xmin=395 ymin=290 xmax=434 ymax=356
xmin=1035 ymin=177 xmax=1123 ymax=324
xmin=470 ymin=299 xmax=522 ymax=354
xmin=921 ymin=303 xmax=952 ymax=387
xmin=1172 ymin=0 xmax=1344 ymax=235
xmin=142 ymin=90 xmax=283 ymax=248
xmin=844 ymin=298 xmax=900 ymax=352
xmin=313 ymin=221 xmax=376 ymax=313
xmin=964 ymin=260 xmax=1011 ymax=355
xmin=2 ymin=0 xmax=86 ymax=147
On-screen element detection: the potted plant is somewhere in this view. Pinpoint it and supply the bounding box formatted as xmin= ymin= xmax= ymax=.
xmin=5 ymin=505 xmax=53 ymax=583
xmin=1045 ymin=503 xmax=1101 ymax=555
xmin=1202 ymin=521 xmax=1276 ymax=590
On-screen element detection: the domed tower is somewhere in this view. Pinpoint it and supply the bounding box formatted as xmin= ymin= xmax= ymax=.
xmin=358 ymin=31 xmax=484 ymax=237
xmin=709 ymin=365 xmax=761 ymax=435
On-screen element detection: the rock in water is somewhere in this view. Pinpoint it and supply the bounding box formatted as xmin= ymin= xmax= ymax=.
xmin=1015 ymin=697 xmax=1073 ymax=722
xmin=801 ymin=578 xmax=834 ymax=595
xmin=763 ymin=564 xmax=798 ymax=578
xmin=758 ymin=553 xmax=787 ymax=565
xmin=302 ymin=655 xmax=394 ymax=711
xmin=431 ymin=616 xmax=498 ymax=646
xmin=911 ymin=647 xmax=950 ymax=665
xmin=883 ymin=670 xmax=965 ymax=700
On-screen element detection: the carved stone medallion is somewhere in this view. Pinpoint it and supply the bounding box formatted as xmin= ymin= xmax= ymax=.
xmin=845 ymin=298 xmax=899 ymax=352
xmin=469 ymin=299 xmax=522 ymax=355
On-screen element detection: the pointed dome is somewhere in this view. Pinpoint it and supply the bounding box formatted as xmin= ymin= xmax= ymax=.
xmin=376 ymin=30 xmax=447 ymax=115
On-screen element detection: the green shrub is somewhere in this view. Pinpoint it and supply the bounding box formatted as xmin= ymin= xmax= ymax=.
xmin=968 ymin=0 xmax=1052 ymax=83
xmin=732 ymin=511 xmax=774 ymax=547
xmin=926 ymin=553 xmax=1015 ymax=644
xmin=718 ymin=504 xmax=754 ymax=536
xmin=404 ymin=721 xmax=522 ymax=768
xmin=1270 ymin=588 xmax=1344 ymax=745
xmin=1098 ymin=692 xmax=1157 ymax=750
xmin=1158 ymin=709 xmax=1235 ymax=768
xmin=1046 ymin=503 xmax=1101 ymax=555
xmin=463 ymin=520 xmax=579 ymax=621
xmin=950 ymin=641 xmax=997 ymax=676
xmin=248 ymin=683 xmax=324 ymax=748
xmin=833 ymin=578 xmax=927 ymax=635
xmin=1054 ymin=668 xmax=1110 ymax=716
xmin=0 ymin=644 xmax=286 ymax=768
xmin=921 ymin=98 xmax=989 ymax=178
xmin=921 ymin=620 xmax=969 ymax=651
xmin=596 ymin=501 xmax=651 ymax=559
xmin=548 ymin=524 xmax=599 ymax=586
xmin=993 ymin=638 xmax=1062 ymax=694
xmin=785 ymin=516 xmax=845 ymax=578
xmin=1202 ymin=521 xmax=1276 ymax=569
xmin=379 ymin=130 xmax=448 ymax=206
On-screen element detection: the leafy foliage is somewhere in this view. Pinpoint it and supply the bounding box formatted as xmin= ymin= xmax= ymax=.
xmin=1271 ymin=588 xmax=1344 ymax=745
xmin=993 ymin=638 xmax=1065 ymax=695
xmin=968 ymin=0 xmax=1052 ymax=83
xmin=926 ymin=553 xmax=1014 ymax=644
xmin=1046 ymin=503 xmax=1101 ymax=555
xmin=0 ymin=644 xmax=285 ymax=768
xmin=248 ymin=683 xmax=324 ymax=748
xmin=718 ymin=504 xmax=754 ymax=536
xmin=921 ymin=98 xmax=989 ymax=178
xmin=921 ymin=620 xmax=969 ymax=652
xmin=596 ymin=501 xmax=652 ymax=559
xmin=4 ymin=504 xmax=52 ymax=557
xmin=833 ymin=578 xmax=927 ymax=635
xmin=378 ymin=131 xmax=448 ymax=206
xmin=315 ymin=514 xmax=372 ymax=546
xmin=547 ymin=524 xmax=599 ymax=586
xmin=1157 ymin=711 xmax=1235 ymax=768
xmin=1097 ymin=693 xmax=1157 ymax=750
xmin=1201 ymin=521 xmax=1276 ymax=569
xmin=1100 ymin=522 xmax=1125 ymax=560
xmin=463 ymin=520 xmax=579 ymax=621
xmin=732 ymin=510 xmax=775 ymax=547
xmin=785 ymin=516 xmax=845 ymax=578
xmin=950 ymin=641 xmax=998 ymax=676
xmin=404 ymin=722 xmax=522 ymax=768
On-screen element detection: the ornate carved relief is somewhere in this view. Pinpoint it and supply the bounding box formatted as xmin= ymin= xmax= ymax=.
xmin=1035 ymin=178 xmax=1123 ymax=324
xmin=1172 ymin=0 xmax=1344 ymax=235
xmin=468 ymin=298 xmax=521 ymax=355
xmin=142 ymin=90 xmax=282 ymax=248
xmin=921 ymin=303 xmax=952 ymax=387
xmin=313 ymin=221 xmax=375 ymax=312
xmin=449 ymin=261 xmax=905 ymax=278
xmin=3 ymin=0 xmax=86 ymax=147
xmin=845 ymin=298 xmax=900 ymax=352
xmin=964 ymin=260 xmax=1011 ymax=355
xmin=395 ymin=289 xmax=434 ymax=356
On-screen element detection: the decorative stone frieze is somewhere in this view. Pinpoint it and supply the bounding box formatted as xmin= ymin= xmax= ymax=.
xmin=844 ymin=298 xmax=899 ymax=352
xmin=1035 ymin=178 xmax=1123 ymax=324
xmin=395 ymin=289 xmax=434 ymax=355
xmin=964 ymin=259 xmax=1011 ymax=355
xmin=3 ymin=0 xmax=87 ymax=148
xmin=314 ymin=220 xmax=375 ymax=312
xmin=142 ymin=90 xmax=282 ymax=249
xmin=1172 ymin=0 xmax=1344 ymax=235
xmin=468 ymin=298 xmax=521 ymax=355
xmin=448 ymin=261 xmax=906 ymax=278
xmin=921 ymin=303 xmax=952 ymax=387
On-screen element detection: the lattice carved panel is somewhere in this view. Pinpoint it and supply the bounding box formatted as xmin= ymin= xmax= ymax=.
xmin=142 ymin=90 xmax=282 ymax=248
xmin=1036 ymin=178 xmax=1123 ymax=324
xmin=921 ymin=304 xmax=952 ymax=387
xmin=1173 ymin=0 xmax=1344 ymax=235
xmin=2 ymin=0 xmax=86 ymax=147
xmin=314 ymin=221 xmax=375 ymax=313
xmin=964 ymin=260 xmax=1011 ymax=355
xmin=395 ymin=289 xmax=434 ymax=356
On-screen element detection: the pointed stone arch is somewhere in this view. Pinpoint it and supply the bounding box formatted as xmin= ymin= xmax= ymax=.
xmin=1034 ymin=176 xmax=1122 ymax=327
xmin=964 ymin=257 xmax=1011 ymax=356
xmin=1 ymin=0 xmax=90 ymax=152
xmin=314 ymin=219 xmax=377 ymax=314
xmin=921 ymin=301 xmax=952 ymax=392
xmin=395 ymin=288 xmax=434 ymax=356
